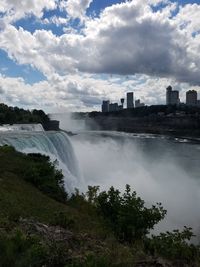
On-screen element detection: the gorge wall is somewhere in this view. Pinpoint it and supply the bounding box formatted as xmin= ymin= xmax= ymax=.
xmin=85 ymin=115 xmax=200 ymax=137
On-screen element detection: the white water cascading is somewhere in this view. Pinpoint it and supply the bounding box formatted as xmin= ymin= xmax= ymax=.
xmin=0 ymin=124 xmax=83 ymax=192
xmin=0 ymin=124 xmax=45 ymax=132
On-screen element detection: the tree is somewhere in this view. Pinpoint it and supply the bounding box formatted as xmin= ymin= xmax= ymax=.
xmin=87 ymin=184 xmax=167 ymax=243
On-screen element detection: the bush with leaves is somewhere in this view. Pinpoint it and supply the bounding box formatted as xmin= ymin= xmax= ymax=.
xmin=17 ymin=153 xmax=68 ymax=203
xmin=86 ymin=185 xmax=166 ymax=242
xmin=145 ymin=227 xmax=200 ymax=263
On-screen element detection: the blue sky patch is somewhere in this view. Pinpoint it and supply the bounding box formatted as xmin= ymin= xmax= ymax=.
xmin=0 ymin=49 xmax=46 ymax=84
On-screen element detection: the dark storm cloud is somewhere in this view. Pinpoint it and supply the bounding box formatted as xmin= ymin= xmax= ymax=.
xmin=77 ymin=7 xmax=200 ymax=85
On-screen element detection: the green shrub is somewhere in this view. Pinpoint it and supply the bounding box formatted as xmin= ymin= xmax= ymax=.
xmin=17 ymin=153 xmax=68 ymax=203
xmin=0 ymin=145 xmax=16 ymax=153
xmin=145 ymin=227 xmax=200 ymax=263
xmin=86 ymin=185 xmax=166 ymax=243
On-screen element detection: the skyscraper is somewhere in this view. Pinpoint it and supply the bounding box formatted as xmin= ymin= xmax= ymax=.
xmin=102 ymin=100 xmax=110 ymax=112
xmin=186 ymin=90 xmax=197 ymax=106
xmin=127 ymin=92 xmax=134 ymax=109
xmin=166 ymin=86 xmax=179 ymax=105
xmin=109 ymin=103 xmax=119 ymax=112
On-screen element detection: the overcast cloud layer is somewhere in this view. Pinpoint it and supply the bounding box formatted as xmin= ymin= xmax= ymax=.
xmin=0 ymin=0 xmax=200 ymax=111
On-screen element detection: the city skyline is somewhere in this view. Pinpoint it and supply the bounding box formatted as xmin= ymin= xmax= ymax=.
xmin=0 ymin=0 xmax=200 ymax=112
xmin=102 ymin=86 xmax=200 ymax=112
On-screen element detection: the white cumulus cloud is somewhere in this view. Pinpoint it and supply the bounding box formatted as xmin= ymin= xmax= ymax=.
xmin=0 ymin=0 xmax=200 ymax=110
xmin=60 ymin=0 xmax=93 ymax=21
xmin=0 ymin=0 xmax=57 ymax=23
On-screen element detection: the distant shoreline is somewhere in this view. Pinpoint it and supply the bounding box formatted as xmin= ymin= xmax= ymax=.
xmin=78 ymin=115 xmax=200 ymax=140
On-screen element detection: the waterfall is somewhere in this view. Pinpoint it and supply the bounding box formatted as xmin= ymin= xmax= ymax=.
xmin=0 ymin=123 xmax=45 ymax=132
xmin=0 ymin=124 xmax=83 ymax=192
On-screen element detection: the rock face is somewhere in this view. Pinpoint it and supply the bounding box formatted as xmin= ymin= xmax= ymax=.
xmin=42 ymin=120 xmax=60 ymax=131
xmin=19 ymin=218 xmax=107 ymax=263
xmin=20 ymin=218 xmax=74 ymax=243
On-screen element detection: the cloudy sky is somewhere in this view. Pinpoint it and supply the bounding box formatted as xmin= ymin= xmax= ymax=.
xmin=0 ymin=0 xmax=200 ymax=112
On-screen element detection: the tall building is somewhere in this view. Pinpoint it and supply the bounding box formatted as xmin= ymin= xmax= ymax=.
xmin=186 ymin=90 xmax=197 ymax=106
xmin=102 ymin=100 xmax=110 ymax=112
xmin=166 ymin=86 xmax=172 ymax=105
xmin=109 ymin=103 xmax=118 ymax=112
xmin=135 ymin=99 xmax=145 ymax=108
xmin=166 ymin=86 xmax=179 ymax=105
xmin=127 ymin=92 xmax=134 ymax=109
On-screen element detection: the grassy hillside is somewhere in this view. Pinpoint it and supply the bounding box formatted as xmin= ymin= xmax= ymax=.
xmin=0 ymin=146 xmax=108 ymax=236
xmin=0 ymin=146 xmax=135 ymax=267
xmin=0 ymin=145 xmax=199 ymax=267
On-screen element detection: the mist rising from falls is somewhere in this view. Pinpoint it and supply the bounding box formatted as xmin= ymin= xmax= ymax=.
xmin=0 ymin=124 xmax=82 ymax=192
xmin=70 ymin=131 xmax=200 ymax=239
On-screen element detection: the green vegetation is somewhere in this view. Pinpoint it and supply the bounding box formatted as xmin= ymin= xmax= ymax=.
xmin=145 ymin=227 xmax=199 ymax=263
xmin=0 ymin=145 xmax=199 ymax=266
xmin=0 ymin=145 xmax=73 ymax=223
xmin=0 ymin=230 xmax=48 ymax=267
xmin=0 ymin=145 xmax=134 ymax=266
xmin=17 ymin=153 xmax=68 ymax=203
xmin=0 ymin=103 xmax=49 ymax=125
xmin=86 ymin=185 xmax=166 ymax=242
xmin=0 ymin=146 xmax=67 ymax=203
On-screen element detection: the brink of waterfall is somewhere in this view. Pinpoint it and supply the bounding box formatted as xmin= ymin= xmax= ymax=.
xmin=0 ymin=124 xmax=83 ymax=192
